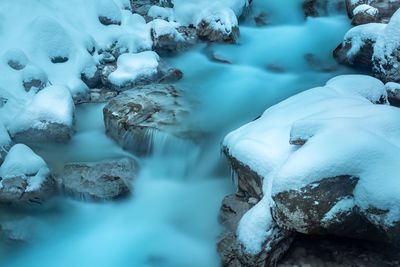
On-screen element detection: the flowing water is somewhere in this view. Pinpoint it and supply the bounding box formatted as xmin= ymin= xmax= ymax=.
xmin=0 ymin=1 xmax=353 ymax=266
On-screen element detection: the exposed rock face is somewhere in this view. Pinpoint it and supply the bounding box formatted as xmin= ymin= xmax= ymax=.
xmin=218 ymin=151 xmax=294 ymax=267
xmin=346 ymin=0 xmax=400 ymax=24
xmin=0 ymin=144 xmax=56 ymax=205
xmin=103 ymin=84 xmax=190 ymax=155
xmin=60 ymin=158 xmax=138 ymax=201
xmin=333 ymin=36 xmax=375 ymax=71
xmin=272 ymin=175 xmax=390 ymax=243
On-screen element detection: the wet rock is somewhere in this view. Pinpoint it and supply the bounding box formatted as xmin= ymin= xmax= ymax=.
xmin=103 ymin=84 xmax=190 ymax=155
xmin=21 ymin=65 xmax=48 ymax=92
xmin=9 ymin=85 xmax=75 ymax=143
xmin=0 ymin=144 xmax=56 ymax=205
xmin=89 ymin=88 xmax=118 ymax=103
xmin=60 ymin=158 xmax=138 ymax=201
xmin=0 ymin=217 xmax=44 ymax=243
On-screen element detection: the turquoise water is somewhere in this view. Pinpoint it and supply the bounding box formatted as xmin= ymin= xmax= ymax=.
xmin=0 ymin=1 xmax=352 ymax=266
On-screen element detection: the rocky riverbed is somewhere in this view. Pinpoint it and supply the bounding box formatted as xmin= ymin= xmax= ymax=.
xmin=0 ymin=0 xmax=399 ymax=266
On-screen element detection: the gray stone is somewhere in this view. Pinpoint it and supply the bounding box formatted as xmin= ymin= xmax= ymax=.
xmin=103 ymin=84 xmax=190 ymax=155
xmin=60 ymin=158 xmax=138 ymax=201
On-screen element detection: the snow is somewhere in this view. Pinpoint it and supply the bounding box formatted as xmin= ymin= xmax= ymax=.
xmin=343 ymin=23 xmax=386 ymax=57
xmin=97 ymin=0 xmax=122 ymax=24
xmin=150 ymin=19 xmax=183 ymax=40
xmin=0 ymin=144 xmax=50 ymax=192
xmin=0 ymin=123 xmax=11 ymax=149
xmin=8 ymin=85 xmax=75 ymax=135
xmin=108 ymin=51 xmax=160 ymax=87
xmin=321 ymin=197 xmax=355 ymax=224
xmin=386 ymin=82 xmax=400 ymax=93
xmin=195 ymin=8 xmax=238 ymax=34
xmin=353 ymin=4 xmax=378 ymax=16
xmin=224 ymin=75 xmax=400 ymax=253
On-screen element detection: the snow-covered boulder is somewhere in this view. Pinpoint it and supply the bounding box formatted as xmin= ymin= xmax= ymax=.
xmin=107 ymin=51 xmax=182 ymax=90
xmin=335 ymin=9 xmax=400 ymax=83
xmin=9 ymin=85 xmax=75 ymax=143
xmin=0 ymin=144 xmax=55 ymax=205
xmin=103 ymin=84 xmax=190 ymax=155
xmin=60 ymin=158 xmax=138 ymax=201
xmin=195 ymin=8 xmax=240 ymax=43
xmin=220 ymin=75 xmax=400 ymax=263
xmin=352 ymin=4 xmax=379 ymax=25
xmin=346 ymin=0 xmax=400 ymax=24
xmin=150 ymin=19 xmax=187 ymax=54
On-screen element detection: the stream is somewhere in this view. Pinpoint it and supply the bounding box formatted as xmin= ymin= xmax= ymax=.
xmin=0 ymin=1 xmax=353 ymax=266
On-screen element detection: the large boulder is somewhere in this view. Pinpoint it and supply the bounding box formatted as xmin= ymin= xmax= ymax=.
xmin=103 ymin=84 xmax=190 ymax=155
xmin=8 ymin=85 xmax=75 ymax=143
xmin=59 ymin=158 xmax=138 ymax=201
xmin=334 ymin=9 xmax=400 ymax=83
xmin=0 ymin=144 xmax=56 ymax=205
xmin=345 ymin=0 xmax=400 ymax=24
xmin=220 ymin=75 xmax=400 ymax=264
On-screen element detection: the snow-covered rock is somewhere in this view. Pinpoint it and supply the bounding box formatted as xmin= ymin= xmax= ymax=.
xmin=221 ymin=75 xmax=400 ymax=259
xmin=8 ymin=85 xmax=75 ymax=143
xmin=0 ymin=144 xmax=55 ymax=205
xmin=196 ymin=8 xmax=240 ymax=43
xmin=97 ymin=0 xmax=122 ymax=26
xmin=103 ymin=84 xmax=190 ymax=155
xmin=107 ymin=51 xmax=182 ymax=90
xmin=60 ymin=158 xmax=138 ymax=201
xmin=335 ymin=9 xmax=400 ymax=83
xmin=21 ymin=65 xmax=49 ymax=92
xmin=386 ymin=82 xmax=400 ymax=106
xmin=345 ymin=0 xmax=400 ymax=24
xmin=150 ymin=19 xmax=187 ymax=53
xmin=4 ymin=49 xmax=29 ymax=71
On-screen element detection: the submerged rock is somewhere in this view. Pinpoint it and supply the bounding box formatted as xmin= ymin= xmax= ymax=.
xmin=9 ymin=85 xmax=75 ymax=143
xmin=103 ymin=84 xmax=190 ymax=155
xmin=303 ymin=0 xmax=344 ymax=17
xmin=60 ymin=158 xmax=138 ymax=201
xmin=0 ymin=144 xmax=56 ymax=205
xmin=0 ymin=217 xmax=44 ymax=243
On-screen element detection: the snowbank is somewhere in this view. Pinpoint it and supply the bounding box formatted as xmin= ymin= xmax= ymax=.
xmin=224 ymin=75 xmax=400 ymax=253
